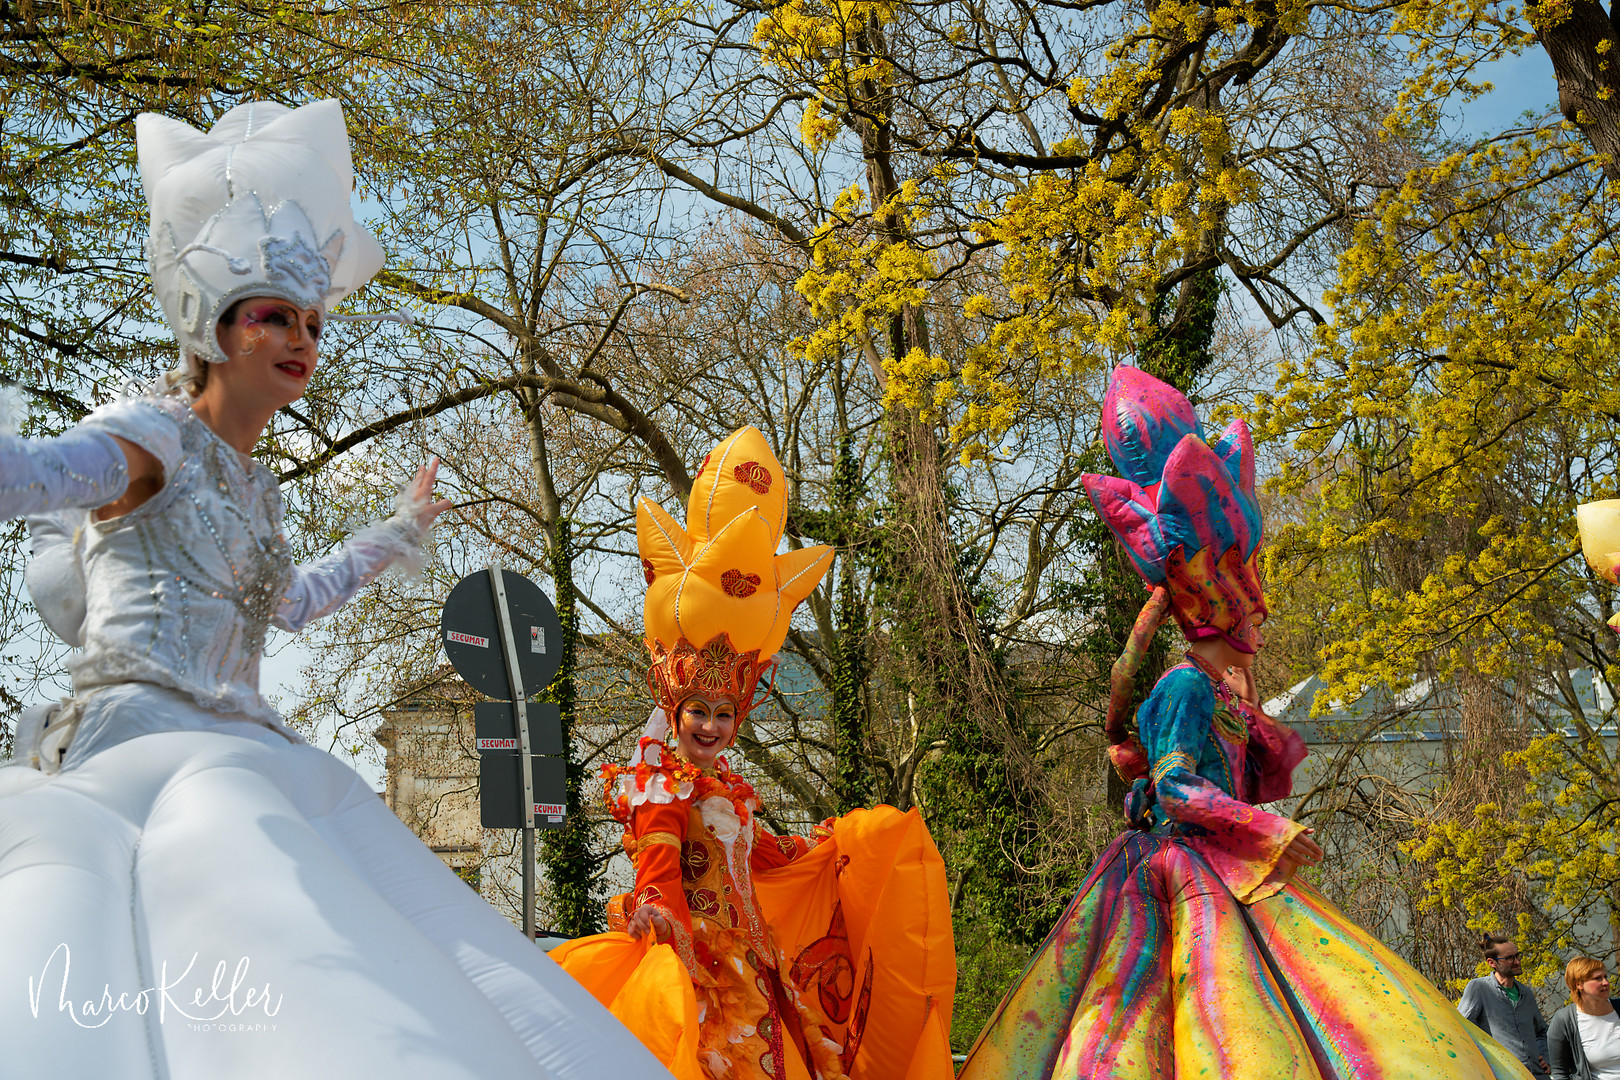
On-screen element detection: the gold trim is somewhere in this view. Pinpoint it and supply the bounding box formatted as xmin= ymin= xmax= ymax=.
xmin=632 ymin=831 xmax=682 ymax=858
xmin=1151 ymin=750 xmax=1196 ymax=784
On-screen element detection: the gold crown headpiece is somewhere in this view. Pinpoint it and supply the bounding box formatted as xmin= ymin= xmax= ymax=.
xmin=639 ymin=426 xmax=833 ymax=719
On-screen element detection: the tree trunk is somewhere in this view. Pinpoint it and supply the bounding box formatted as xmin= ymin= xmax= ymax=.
xmin=840 ymin=11 xmax=1052 ymax=941
xmin=520 ymin=384 xmax=602 ymax=936
xmin=1534 ymin=0 xmax=1620 ymax=184
xmin=539 ymin=516 xmax=601 ymax=936
xmin=831 ymin=429 xmax=872 ymax=813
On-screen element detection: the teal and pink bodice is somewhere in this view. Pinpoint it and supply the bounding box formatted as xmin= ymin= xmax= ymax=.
xmin=1131 ymin=658 xmax=1308 ymax=903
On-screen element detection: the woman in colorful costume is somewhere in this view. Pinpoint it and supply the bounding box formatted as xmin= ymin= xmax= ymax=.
xmin=553 ymin=426 xmax=956 ymax=1080
xmin=957 ymin=366 xmax=1533 ymax=1080
xmin=0 ymin=100 xmax=672 ymax=1079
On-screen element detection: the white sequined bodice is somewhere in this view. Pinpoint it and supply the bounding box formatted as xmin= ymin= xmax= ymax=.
xmin=69 ymin=394 xmax=293 ymax=723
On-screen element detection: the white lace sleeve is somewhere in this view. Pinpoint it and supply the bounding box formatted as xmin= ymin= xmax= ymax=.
xmin=273 ymin=483 xmax=432 ymax=632
xmin=0 ymin=428 xmax=128 ymax=521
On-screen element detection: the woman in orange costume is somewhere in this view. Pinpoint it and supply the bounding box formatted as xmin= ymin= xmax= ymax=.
xmin=554 ymin=426 xmax=956 ymax=1080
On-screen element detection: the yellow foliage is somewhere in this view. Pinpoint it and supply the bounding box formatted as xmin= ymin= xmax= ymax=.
xmin=1257 ymin=117 xmax=1620 ymax=709
xmin=1251 ymin=12 xmax=1620 ymax=976
xmin=754 ymin=0 xmax=899 ymax=89
xmin=1407 ymin=732 xmax=1620 ymax=992
xmin=757 ymin=0 xmax=1268 ymax=454
xmin=799 ymin=98 xmax=840 ymax=152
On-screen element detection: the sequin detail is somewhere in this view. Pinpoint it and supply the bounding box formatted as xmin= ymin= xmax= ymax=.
xmin=0 ymin=427 xmax=129 ymax=520
xmin=68 ymin=394 xmax=291 ymax=723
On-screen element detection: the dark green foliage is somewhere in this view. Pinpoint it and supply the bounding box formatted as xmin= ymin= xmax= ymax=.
xmin=949 ymin=903 xmax=1037 ymax=1054
xmin=830 ymin=431 xmax=872 ymax=812
xmin=918 ymin=715 xmax=1083 ymax=945
xmin=1139 ymin=268 xmax=1222 ymax=397
xmin=539 ymin=518 xmax=603 ymax=937
xmin=878 ymin=421 xmax=1073 ymax=945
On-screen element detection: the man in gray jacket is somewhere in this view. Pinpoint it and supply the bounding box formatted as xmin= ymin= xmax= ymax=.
xmin=1459 ymin=935 xmax=1550 ymax=1079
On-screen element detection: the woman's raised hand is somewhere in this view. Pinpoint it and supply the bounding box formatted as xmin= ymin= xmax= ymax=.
xmin=1222 ymin=665 xmax=1259 ymax=708
xmin=407 ymin=456 xmax=454 ymax=531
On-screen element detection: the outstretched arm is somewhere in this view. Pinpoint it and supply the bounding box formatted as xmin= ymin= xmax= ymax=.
xmin=0 ymin=429 xmax=163 ymax=521
xmin=0 ymin=394 xmax=186 ymax=523
xmin=274 ymin=459 xmax=451 ymax=632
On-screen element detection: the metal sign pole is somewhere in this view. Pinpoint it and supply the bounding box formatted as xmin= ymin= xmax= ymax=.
xmin=488 ymin=566 xmax=536 ymax=942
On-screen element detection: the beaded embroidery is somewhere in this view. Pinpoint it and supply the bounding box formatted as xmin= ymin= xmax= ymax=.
xmin=69 ymin=397 xmax=292 ymax=722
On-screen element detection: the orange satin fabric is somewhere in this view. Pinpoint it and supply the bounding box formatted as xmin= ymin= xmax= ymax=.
xmin=555 ymin=805 xmax=955 ymax=1080
xmin=754 ymin=806 xmax=956 ymax=1080
xmin=549 ymin=932 xmax=706 ymax=1080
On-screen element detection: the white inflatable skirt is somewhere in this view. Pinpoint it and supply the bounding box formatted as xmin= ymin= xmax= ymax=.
xmin=0 ymin=728 xmax=672 ymax=1079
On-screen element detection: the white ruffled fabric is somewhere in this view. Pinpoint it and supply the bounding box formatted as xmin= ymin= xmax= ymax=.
xmin=619 ymin=765 xmax=694 ymax=809
xmin=613 ymin=709 xmax=694 ymax=808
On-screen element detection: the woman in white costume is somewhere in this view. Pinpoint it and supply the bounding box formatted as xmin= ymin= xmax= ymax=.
xmin=0 ymin=100 xmax=673 ymax=1080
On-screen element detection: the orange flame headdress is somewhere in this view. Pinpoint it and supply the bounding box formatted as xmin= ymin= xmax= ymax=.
xmin=638 ymin=426 xmax=834 ymax=719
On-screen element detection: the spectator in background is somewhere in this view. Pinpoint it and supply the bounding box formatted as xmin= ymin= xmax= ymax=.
xmin=1460 ymin=934 xmax=1551 ymax=1079
xmin=1548 ymin=957 xmax=1620 ymax=1080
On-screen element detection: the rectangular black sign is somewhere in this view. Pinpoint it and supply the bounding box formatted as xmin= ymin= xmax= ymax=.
xmin=479 ymin=754 xmax=569 ymax=830
xmin=472 ymin=700 xmax=564 ymax=755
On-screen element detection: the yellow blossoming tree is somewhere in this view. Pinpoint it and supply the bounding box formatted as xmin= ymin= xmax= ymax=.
xmin=1257 ymin=0 xmax=1620 ymax=981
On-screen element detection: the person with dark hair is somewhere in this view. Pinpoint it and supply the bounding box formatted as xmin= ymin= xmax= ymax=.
xmin=1460 ymin=935 xmax=1551 ymax=1079
xmin=1548 ymin=957 xmax=1620 ymax=1080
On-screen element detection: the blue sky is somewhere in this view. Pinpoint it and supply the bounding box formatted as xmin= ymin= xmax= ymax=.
xmin=1459 ymin=48 xmax=1558 ymax=136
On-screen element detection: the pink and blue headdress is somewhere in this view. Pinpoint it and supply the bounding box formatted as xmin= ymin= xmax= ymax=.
xmin=1082 ymin=365 xmax=1267 ymax=652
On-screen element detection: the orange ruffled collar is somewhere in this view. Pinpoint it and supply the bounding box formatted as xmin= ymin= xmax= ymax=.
xmin=601 ymin=736 xmax=757 ymax=826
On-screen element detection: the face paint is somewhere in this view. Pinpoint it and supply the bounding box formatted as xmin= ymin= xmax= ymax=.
xmin=243 ymin=304 xmax=321 ymax=338
xmin=674 ymin=695 xmax=739 ymax=768
xmin=234 ymin=302 xmax=320 ymax=359
xmin=242 ymin=303 xmax=290 ymax=326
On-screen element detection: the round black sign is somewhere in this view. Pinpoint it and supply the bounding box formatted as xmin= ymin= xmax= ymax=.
xmin=440 ymin=568 xmax=564 ymax=699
